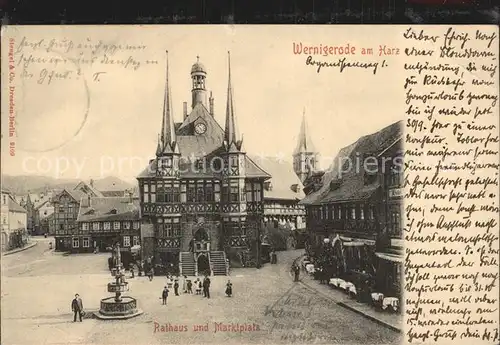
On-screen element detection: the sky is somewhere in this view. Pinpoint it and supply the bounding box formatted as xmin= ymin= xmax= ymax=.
xmin=1 ymin=25 xmax=403 ymax=183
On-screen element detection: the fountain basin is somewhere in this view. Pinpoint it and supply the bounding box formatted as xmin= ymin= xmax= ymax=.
xmin=94 ymin=296 xmax=143 ymax=320
xmin=107 ymin=282 xmax=129 ymax=293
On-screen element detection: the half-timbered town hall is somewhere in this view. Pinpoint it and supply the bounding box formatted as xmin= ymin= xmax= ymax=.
xmin=137 ymin=52 xmax=307 ymax=276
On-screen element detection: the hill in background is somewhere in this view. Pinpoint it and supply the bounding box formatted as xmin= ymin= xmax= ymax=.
xmin=1 ymin=175 xmax=136 ymax=195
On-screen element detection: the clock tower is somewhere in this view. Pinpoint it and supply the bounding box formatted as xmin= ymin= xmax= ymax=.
xmin=293 ymin=108 xmax=318 ymax=183
xmin=191 ymin=56 xmax=208 ymax=109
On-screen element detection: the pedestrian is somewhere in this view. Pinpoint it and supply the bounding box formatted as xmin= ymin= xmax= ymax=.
xmin=149 ymin=268 xmax=154 ymax=281
xmin=174 ymin=279 xmax=179 ymax=296
xmin=195 ymin=278 xmax=202 ymax=295
xmin=294 ymin=264 xmax=300 ymax=282
xmin=225 ymin=280 xmax=233 ymax=297
xmin=203 ymin=275 xmax=211 ymax=299
xmin=71 ymin=293 xmax=84 ymax=322
xmin=187 ymin=279 xmax=193 ymax=294
xmin=161 ymin=286 xmax=169 ymax=305
xmin=182 ymin=275 xmax=187 ymax=293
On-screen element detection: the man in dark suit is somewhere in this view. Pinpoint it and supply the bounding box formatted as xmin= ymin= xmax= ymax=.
xmin=293 ymin=264 xmax=300 ymax=282
xmin=71 ymin=294 xmax=84 ymax=322
xmin=203 ymin=275 xmax=211 ymax=298
xmin=162 ymin=286 xmax=169 ymax=305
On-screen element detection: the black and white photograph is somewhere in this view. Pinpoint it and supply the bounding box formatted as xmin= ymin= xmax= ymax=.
xmin=1 ymin=25 xmax=498 ymax=345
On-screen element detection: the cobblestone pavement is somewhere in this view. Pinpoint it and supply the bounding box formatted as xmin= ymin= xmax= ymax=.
xmin=1 ymin=247 xmax=401 ymax=345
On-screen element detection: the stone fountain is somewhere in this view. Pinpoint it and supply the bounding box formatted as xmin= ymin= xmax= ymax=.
xmin=95 ymin=243 xmax=143 ymax=320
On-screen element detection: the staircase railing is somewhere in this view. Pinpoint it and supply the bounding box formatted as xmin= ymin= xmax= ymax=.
xmin=194 ymin=253 xmax=198 ymax=277
xmin=208 ymin=254 xmax=214 ymax=277
xmin=224 ymin=252 xmax=230 ymax=275
xmin=179 ymin=252 xmax=183 ymax=276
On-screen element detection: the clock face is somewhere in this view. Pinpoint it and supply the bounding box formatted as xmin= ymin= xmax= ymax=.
xmin=194 ymin=122 xmax=207 ymax=134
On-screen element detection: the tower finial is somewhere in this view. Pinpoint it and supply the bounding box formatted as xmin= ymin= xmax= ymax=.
xmin=224 ymin=51 xmax=241 ymax=149
xmin=197 ymin=55 xmax=199 ymax=62
xmin=160 ymin=50 xmax=176 ymax=154
xmin=294 ymin=109 xmax=316 ymax=155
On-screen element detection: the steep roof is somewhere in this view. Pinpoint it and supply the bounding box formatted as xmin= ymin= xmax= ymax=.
xmin=137 ymin=154 xmax=270 ymax=179
xmin=8 ymin=196 xmax=27 ymax=213
xmin=66 ymin=189 xmax=87 ymax=203
xmin=300 ymin=120 xmax=403 ymax=206
xmin=74 ymin=181 xmax=104 ymax=197
xmin=101 ymin=191 xmax=126 ymax=197
xmin=250 ymin=156 xmax=304 ymax=200
xmin=34 ymin=198 xmax=52 ymax=210
xmin=294 ymin=109 xmax=316 ymax=155
xmin=77 ymin=197 xmax=140 ymax=222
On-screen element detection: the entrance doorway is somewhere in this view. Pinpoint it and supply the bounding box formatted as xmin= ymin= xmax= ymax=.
xmin=197 ymin=253 xmax=210 ymax=276
xmin=193 ymin=228 xmax=210 ymax=252
xmin=94 ymin=236 xmax=118 ymax=252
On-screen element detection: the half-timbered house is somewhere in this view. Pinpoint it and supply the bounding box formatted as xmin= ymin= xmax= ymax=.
xmin=76 ymin=195 xmax=141 ymax=264
xmin=300 ymin=120 xmax=403 ymax=297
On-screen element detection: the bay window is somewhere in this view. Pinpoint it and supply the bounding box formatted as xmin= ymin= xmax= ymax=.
xmin=230 ymin=182 xmax=239 ymax=202
xmin=214 ymin=183 xmax=220 ymax=202
xmin=252 ymin=183 xmax=261 ymax=202
xmin=245 ymin=182 xmax=252 ymax=202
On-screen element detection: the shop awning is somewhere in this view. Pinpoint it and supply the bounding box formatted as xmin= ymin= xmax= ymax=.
xmin=339 ymin=235 xmax=375 ymax=246
xmin=343 ymin=242 xmax=366 ymax=247
xmin=375 ymin=252 xmax=403 ymax=263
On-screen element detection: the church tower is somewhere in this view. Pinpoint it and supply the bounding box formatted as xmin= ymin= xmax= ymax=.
xmin=221 ymin=52 xmax=247 ymax=240
xmin=191 ymin=56 xmax=209 ymax=109
xmin=293 ymin=108 xmax=318 ymax=183
xmin=156 ymin=51 xmax=180 ymax=178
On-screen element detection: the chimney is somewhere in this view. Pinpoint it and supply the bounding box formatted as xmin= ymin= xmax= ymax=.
xmin=183 ymin=102 xmax=188 ymax=119
xmin=90 ymin=179 xmax=94 ymax=188
xmin=87 ymin=194 xmax=91 ymax=207
xmin=128 ymin=191 xmax=133 ymax=204
xmin=209 ymin=92 xmax=214 ymax=116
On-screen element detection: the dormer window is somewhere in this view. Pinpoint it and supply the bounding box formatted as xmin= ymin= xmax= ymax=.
xmin=160 ymin=158 xmax=172 ymax=169
xmin=85 ymin=208 xmax=95 ymax=215
xmin=330 ymin=180 xmax=341 ymax=191
xmin=290 ymin=184 xmax=300 ymax=193
xmin=265 ymin=181 xmax=273 ymax=191
xmin=230 ymin=156 xmax=238 ymax=168
xmin=110 ymin=209 xmax=117 ymax=214
xmin=196 ymin=160 xmax=205 ymax=170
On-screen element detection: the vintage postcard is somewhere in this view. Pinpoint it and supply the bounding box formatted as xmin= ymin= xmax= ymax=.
xmin=1 ymin=25 xmax=498 ymax=345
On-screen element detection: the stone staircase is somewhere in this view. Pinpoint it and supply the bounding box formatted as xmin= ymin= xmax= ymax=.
xmin=209 ymin=251 xmax=228 ymax=276
xmin=179 ymin=252 xmax=196 ymax=276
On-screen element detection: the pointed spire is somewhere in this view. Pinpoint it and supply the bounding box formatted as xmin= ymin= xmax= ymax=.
xmin=156 ymin=134 xmax=162 ymax=157
xmin=160 ymin=50 xmax=176 ymax=154
xmin=224 ymin=51 xmax=241 ymax=150
xmin=294 ymin=107 xmax=316 ymax=154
